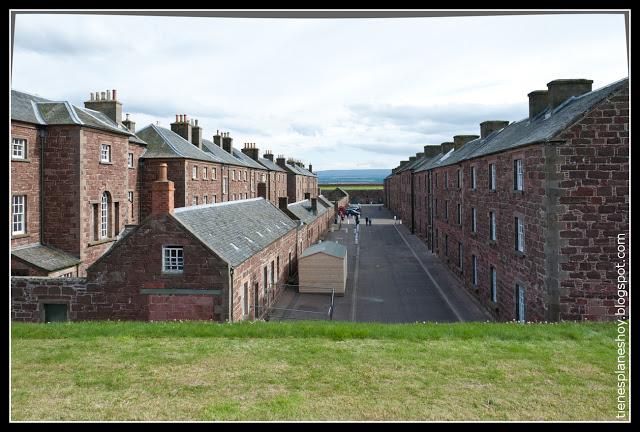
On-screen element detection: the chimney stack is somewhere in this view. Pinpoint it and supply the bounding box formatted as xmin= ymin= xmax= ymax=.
xmin=222 ymin=132 xmax=233 ymax=154
xmin=453 ymin=135 xmax=479 ymax=149
xmin=122 ymin=113 xmax=136 ymax=133
xmin=242 ymin=142 xmax=260 ymax=161
xmin=84 ymin=88 xmax=123 ymax=125
xmin=171 ymin=114 xmax=192 ymax=143
xmin=480 ymin=121 xmax=509 ymax=139
xmin=263 ymin=151 xmax=274 ymax=161
xmin=423 ymin=145 xmax=440 ymax=158
xmin=528 ymin=90 xmax=549 ymax=119
xmin=279 ymin=197 xmax=289 ymax=211
xmin=311 ymin=197 xmax=317 ymax=214
xmin=308 ymin=164 xmax=313 ymax=173
xmin=276 ymin=155 xmax=286 ymax=167
xmin=546 ymin=79 xmax=593 ymax=110
xmin=304 ymin=192 xmax=311 ymax=200
xmin=191 ymin=118 xmax=203 ymax=150
xmin=151 ymin=163 xmax=175 ymax=216
xmin=440 ymin=142 xmax=456 ymax=154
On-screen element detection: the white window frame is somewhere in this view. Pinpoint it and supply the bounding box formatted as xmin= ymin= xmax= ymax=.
xmin=471 ymin=166 xmax=476 ymax=189
xmin=213 ymin=195 xmax=217 ymax=203
xmin=489 ymin=163 xmax=496 ymax=190
xmin=192 ymin=166 xmax=198 ymax=180
xmin=212 ymin=168 xmax=217 ymax=180
xmin=223 ymin=178 xmax=228 ymax=194
xmin=490 ymin=211 xmax=496 ymax=241
xmin=203 ymin=195 xmax=208 ymax=204
xmin=232 ymin=170 xmax=236 ymax=181
xmin=490 ymin=266 xmax=497 ymax=303
xmin=203 ymin=167 xmax=208 ymax=180
xmin=128 ymin=153 xmax=134 ymax=168
xmin=162 ymin=246 xmax=184 ymax=273
xmin=12 ymin=138 xmax=26 ymax=159
xmin=100 ymin=192 xmax=109 ymax=239
xmin=100 ymin=144 xmax=111 ymax=163
xmin=471 ymin=208 xmax=477 ymax=232
xmin=12 ymin=195 xmax=25 ymax=235
xmin=516 ymin=217 xmax=525 ymax=252
xmin=128 ymin=191 xmax=133 ymax=202
xmin=244 ymin=171 xmax=248 ymax=181
xmin=193 ymin=196 xmax=198 ymax=206
xmin=515 ymin=159 xmax=524 ymax=191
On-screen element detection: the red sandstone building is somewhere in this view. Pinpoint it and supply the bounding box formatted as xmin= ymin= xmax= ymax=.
xmin=385 ymin=77 xmax=629 ymax=322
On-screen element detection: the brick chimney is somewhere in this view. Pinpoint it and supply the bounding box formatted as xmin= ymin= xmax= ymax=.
xmin=547 ymin=79 xmax=593 ymax=110
xmin=122 ymin=113 xmax=136 ymax=133
xmin=171 ymin=114 xmax=192 ymax=143
xmin=276 ymin=155 xmax=286 ymax=168
xmin=222 ymin=132 xmax=233 ymax=154
xmin=453 ymin=135 xmax=479 ymax=149
xmin=84 ymin=88 xmax=122 ymax=125
xmin=311 ymin=197 xmax=317 ymax=214
xmin=151 ymin=163 xmax=175 ymax=216
xmin=191 ymin=119 xmax=203 ymax=150
xmin=279 ymin=197 xmax=289 ymax=211
xmin=528 ymin=90 xmax=549 ymax=119
xmin=213 ymin=130 xmax=222 ymax=147
xmin=308 ymin=164 xmax=313 ymax=173
xmin=423 ymin=145 xmax=440 ymax=158
xmin=480 ymin=121 xmax=509 ymax=139
xmin=263 ymin=151 xmax=274 ymax=162
xmin=242 ymin=143 xmax=260 ymax=161
xmin=440 ymin=142 xmax=455 ymax=154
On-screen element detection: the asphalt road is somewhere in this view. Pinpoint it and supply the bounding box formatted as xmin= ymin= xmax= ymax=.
xmin=270 ymin=205 xmax=489 ymax=323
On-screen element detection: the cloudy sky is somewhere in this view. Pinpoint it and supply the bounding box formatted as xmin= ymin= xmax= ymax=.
xmin=11 ymin=12 xmax=628 ymax=170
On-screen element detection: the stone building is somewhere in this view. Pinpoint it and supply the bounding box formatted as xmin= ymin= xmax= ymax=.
xmin=385 ymin=77 xmax=629 ymax=322
xmin=10 ymin=89 xmax=147 ymax=277
xmin=277 ymin=156 xmax=318 ymax=203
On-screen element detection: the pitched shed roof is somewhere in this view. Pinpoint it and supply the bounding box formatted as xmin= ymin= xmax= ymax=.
xmin=172 ymin=198 xmax=297 ymax=267
xmin=12 ymin=243 xmax=80 ymax=272
xmin=301 ymin=241 xmax=347 ymax=259
xmin=137 ymin=124 xmax=223 ymax=163
xmin=11 ymin=89 xmax=146 ymax=144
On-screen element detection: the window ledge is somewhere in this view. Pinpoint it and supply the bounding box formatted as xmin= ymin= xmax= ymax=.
xmin=513 ymin=190 xmax=525 ymax=195
xmin=161 ymin=271 xmax=184 ymax=276
xmin=88 ymin=238 xmax=116 ymax=247
xmin=488 ymin=240 xmax=497 ymax=246
xmin=515 ymin=250 xmax=526 ymax=258
xmin=11 ymin=233 xmax=30 ymax=240
xmin=12 ymin=158 xmax=31 ymax=163
xmin=128 ymin=167 xmax=135 ymax=170
xmin=99 ymin=161 xmax=113 ymax=165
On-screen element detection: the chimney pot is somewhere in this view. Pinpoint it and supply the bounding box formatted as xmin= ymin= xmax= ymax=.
xmin=101 ymin=91 xmax=106 ymax=100
xmin=112 ymin=89 xmax=117 ymax=100
xmin=106 ymin=90 xmax=111 ymax=100
xmin=90 ymin=92 xmax=94 ymax=101
xmin=195 ymin=119 xmax=198 ymax=127
xmin=175 ymin=114 xmax=179 ymax=123
xmin=126 ymin=113 xmax=130 ymax=120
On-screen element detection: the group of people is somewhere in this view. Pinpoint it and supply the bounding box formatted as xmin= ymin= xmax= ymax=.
xmin=355 ymin=216 xmax=373 ymax=226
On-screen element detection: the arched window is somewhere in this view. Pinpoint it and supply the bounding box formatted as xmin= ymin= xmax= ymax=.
xmin=100 ymin=192 xmax=110 ymax=239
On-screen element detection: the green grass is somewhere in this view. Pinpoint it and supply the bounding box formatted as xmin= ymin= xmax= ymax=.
xmin=11 ymin=321 xmax=622 ymax=421
xmin=320 ymin=184 xmax=383 ymax=190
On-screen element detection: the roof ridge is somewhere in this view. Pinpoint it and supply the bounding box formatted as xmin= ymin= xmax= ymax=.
xmin=64 ymin=101 xmax=84 ymax=125
xmin=152 ymin=123 xmax=187 ymax=158
xmin=30 ymin=100 xmax=47 ymax=125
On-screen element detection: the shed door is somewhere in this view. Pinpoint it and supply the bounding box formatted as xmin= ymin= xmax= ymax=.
xmin=44 ymin=304 xmax=67 ymax=323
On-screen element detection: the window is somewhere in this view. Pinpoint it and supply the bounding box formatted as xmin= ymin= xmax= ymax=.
xmin=12 ymin=195 xmax=25 ymax=234
xmin=471 ymin=255 xmax=477 ymax=286
xmin=128 ymin=153 xmax=134 ymax=168
xmin=213 ymin=168 xmax=217 ymax=180
xmin=444 ymin=172 xmax=448 ymax=189
xmin=516 ymin=284 xmax=525 ymax=323
xmin=223 ymin=178 xmax=228 ymax=194
xmin=203 ymin=195 xmax=208 ymax=204
xmin=457 ymin=169 xmax=461 ymax=188
xmin=490 ymin=266 xmax=497 ymax=303
xmin=243 ymin=282 xmax=249 ymax=317
xmin=61 ymin=272 xmax=73 ymax=278
xmin=193 ymin=196 xmax=198 ymax=206
xmin=457 ymin=203 xmax=461 ymax=225
xmin=232 ymin=170 xmax=236 ymax=181
xmin=435 ymin=173 xmax=438 ymax=188
xmin=12 ymin=138 xmax=26 ymax=159
xmin=471 ymin=208 xmax=477 ymax=233
xmin=514 ymin=159 xmax=524 ymax=191
xmin=100 ymin=144 xmax=111 ymax=162
xmin=434 ymin=199 xmax=438 ymax=218
xmin=489 ymin=163 xmax=496 ymax=190
xmin=100 ymin=192 xmax=109 ymax=239
xmin=444 ymin=234 xmax=449 ymax=256
xmin=192 ymin=166 xmax=198 ymax=180
xmin=277 ymin=256 xmax=280 ymax=278
xmin=444 ymin=200 xmax=448 ymax=220
xmin=515 ymin=216 xmax=525 ymax=252
xmin=470 ymin=166 xmax=476 ymax=189
xmin=489 ymin=211 xmax=496 ymax=241
xmin=213 ymin=195 xmax=217 ymax=203
xmin=458 ymin=242 xmax=463 ymax=269
xmin=163 ymin=246 xmax=184 ymax=272
xmin=203 ymin=167 xmax=208 ymax=179
xmin=244 ymin=171 xmax=248 ymax=181
xmin=128 ymin=191 xmax=133 ymax=202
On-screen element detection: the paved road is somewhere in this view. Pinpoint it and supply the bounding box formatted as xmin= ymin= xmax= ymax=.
xmin=270 ymin=205 xmax=490 ymax=323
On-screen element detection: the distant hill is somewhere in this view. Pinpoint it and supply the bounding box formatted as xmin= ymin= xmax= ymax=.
xmin=316 ymin=169 xmax=391 ymax=184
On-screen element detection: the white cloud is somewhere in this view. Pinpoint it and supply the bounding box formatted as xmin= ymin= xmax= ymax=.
xmin=11 ymin=13 xmax=628 ymax=169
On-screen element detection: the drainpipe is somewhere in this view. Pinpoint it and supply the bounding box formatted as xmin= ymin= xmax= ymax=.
xmin=38 ymin=127 xmax=47 ymax=245
xmin=228 ymin=265 xmax=234 ymax=322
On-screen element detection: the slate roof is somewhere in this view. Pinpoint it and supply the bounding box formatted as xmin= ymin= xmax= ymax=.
xmin=172 ymin=198 xmax=297 ymax=267
xmin=287 ymin=199 xmax=328 ymax=224
xmin=408 ymin=77 xmax=628 ymax=173
xmin=201 ymin=139 xmax=250 ymax=167
xmin=137 ymin=124 xmax=223 ymax=163
xmin=12 ymin=243 xmax=80 ymax=272
xmin=301 ymin=241 xmax=347 ymax=259
xmin=317 ymin=195 xmax=334 ymax=209
xmin=296 ymin=165 xmax=317 ymax=177
xmin=258 ymin=157 xmax=286 ymax=172
xmin=231 ymin=148 xmax=265 ymax=170
xmin=11 ymin=89 xmax=146 ymax=144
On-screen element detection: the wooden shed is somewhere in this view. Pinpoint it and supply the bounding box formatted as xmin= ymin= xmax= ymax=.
xmin=298 ymin=241 xmax=347 ymax=295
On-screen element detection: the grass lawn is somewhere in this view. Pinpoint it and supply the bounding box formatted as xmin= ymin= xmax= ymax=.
xmin=11 ymin=321 xmax=621 ymax=421
xmin=320 ymin=184 xmax=383 ymax=190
